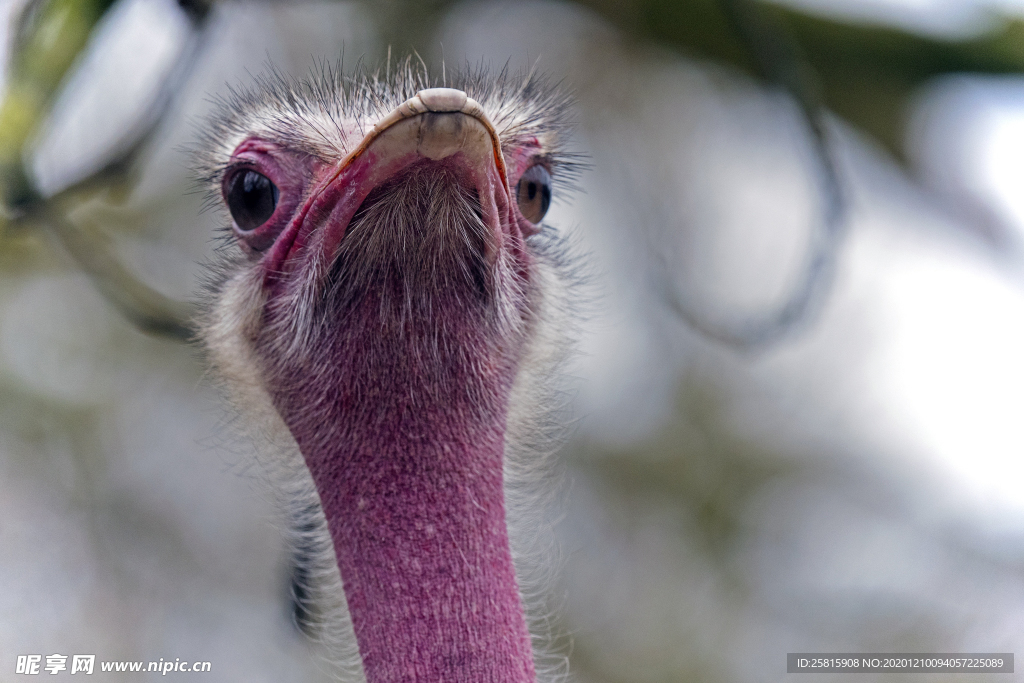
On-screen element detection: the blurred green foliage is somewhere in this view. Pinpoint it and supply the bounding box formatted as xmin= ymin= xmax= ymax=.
xmin=758 ymin=5 xmax=1024 ymax=159
xmin=0 ymin=0 xmax=116 ymax=208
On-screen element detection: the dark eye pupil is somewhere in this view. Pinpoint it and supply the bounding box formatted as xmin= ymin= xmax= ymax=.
xmin=516 ymin=166 xmax=552 ymax=224
xmin=227 ymin=170 xmax=278 ymax=231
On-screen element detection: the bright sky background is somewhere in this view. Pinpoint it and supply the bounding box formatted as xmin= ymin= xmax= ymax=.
xmin=710 ymin=0 xmax=1024 ymax=529
xmin=771 ymin=0 xmax=1024 ymax=35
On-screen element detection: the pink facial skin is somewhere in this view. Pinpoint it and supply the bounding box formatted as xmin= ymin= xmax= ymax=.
xmin=507 ymin=138 xmax=546 ymax=239
xmin=225 ymin=120 xmax=549 ymax=683
xmin=222 ymin=140 xmax=323 ymax=254
xmin=223 ymin=134 xmax=547 ymax=285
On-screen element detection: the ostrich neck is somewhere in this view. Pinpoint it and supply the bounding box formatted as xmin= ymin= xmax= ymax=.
xmin=264 ymin=292 xmax=535 ymax=683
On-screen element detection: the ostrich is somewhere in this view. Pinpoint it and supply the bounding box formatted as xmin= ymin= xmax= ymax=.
xmin=195 ymin=62 xmax=579 ymax=683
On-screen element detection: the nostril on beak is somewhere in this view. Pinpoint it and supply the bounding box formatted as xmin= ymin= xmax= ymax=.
xmin=416 ymin=88 xmax=469 ymax=112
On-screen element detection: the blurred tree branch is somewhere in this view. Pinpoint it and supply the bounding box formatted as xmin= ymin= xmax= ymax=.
xmin=0 ymin=0 xmax=210 ymax=341
xmin=576 ymin=0 xmax=1024 ymax=161
xmin=654 ymin=0 xmax=846 ymax=348
xmin=0 ymin=0 xmax=118 ymax=208
xmin=27 ymin=207 xmax=195 ymax=339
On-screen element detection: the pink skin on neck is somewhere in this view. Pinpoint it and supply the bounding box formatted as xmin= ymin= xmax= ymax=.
xmin=245 ymin=134 xmax=540 ymax=682
xmin=275 ymin=323 xmax=535 ymax=683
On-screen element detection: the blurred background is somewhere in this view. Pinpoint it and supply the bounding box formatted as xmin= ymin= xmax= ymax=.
xmin=3 ymin=0 xmax=1024 ymax=680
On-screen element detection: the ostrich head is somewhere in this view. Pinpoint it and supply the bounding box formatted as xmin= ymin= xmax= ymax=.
xmin=195 ymin=63 xmax=578 ymax=683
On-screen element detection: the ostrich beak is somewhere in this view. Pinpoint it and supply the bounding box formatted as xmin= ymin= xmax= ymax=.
xmin=336 ymin=87 xmax=510 ymax=194
xmin=269 ymin=88 xmax=516 ymax=280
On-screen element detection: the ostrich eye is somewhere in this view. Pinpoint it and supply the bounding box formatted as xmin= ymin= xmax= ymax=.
xmin=227 ymin=170 xmax=279 ymax=231
xmin=516 ymin=165 xmax=552 ymax=224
